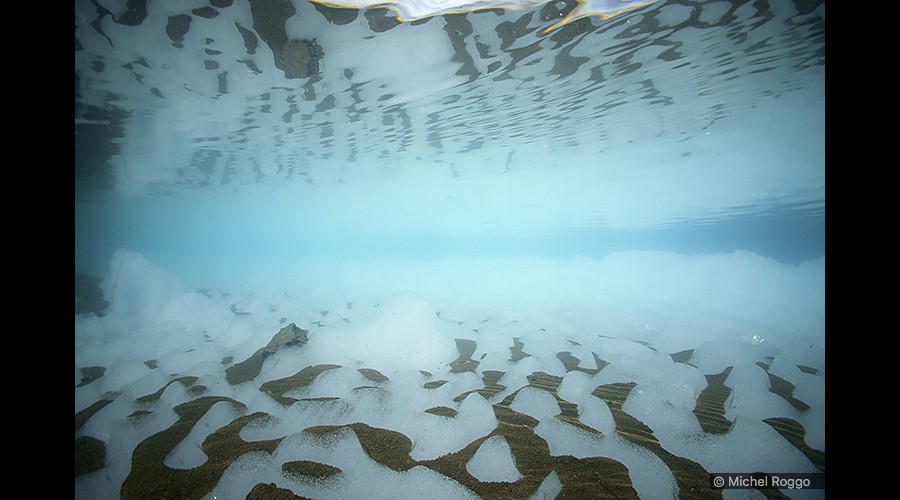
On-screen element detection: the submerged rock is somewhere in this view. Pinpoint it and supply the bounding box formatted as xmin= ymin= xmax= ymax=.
xmin=280 ymin=39 xmax=324 ymax=79
xmin=263 ymin=323 xmax=309 ymax=356
xmin=74 ymin=273 xmax=109 ymax=316
xmin=226 ymin=323 xmax=309 ymax=384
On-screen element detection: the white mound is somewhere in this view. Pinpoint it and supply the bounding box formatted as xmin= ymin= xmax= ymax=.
xmin=304 ymin=291 xmax=459 ymax=373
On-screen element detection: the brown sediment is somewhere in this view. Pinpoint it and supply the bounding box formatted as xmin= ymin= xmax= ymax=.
xmin=755 ymin=362 xmax=811 ymax=411
xmin=75 ymin=435 xmax=106 ymax=477
xmin=121 ymin=396 xmax=283 ymax=500
xmin=526 ymin=371 xmax=563 ymax=392
xmin=299 ymin=397 xmax=627 ymax=500
xmin=556 ymin=352 xmax=582 ymax=372
xmin=509 ymin=337 xmax=530 ymax=362
xmin=693 ymin=367 xmax=734 ymax=434
xmin=763 ymin=417 xmax=825 ymax=472
xmin=302 ymin=423 xmax=418 ymax=472
xmin=423 ymin=394 xmax=553 ymax=500
xmin=554 ymin=408 xmax=601 ymax=435
xmin=592 ymin=382 xmax=721 ymax=499
xmin=81 ymin=330 xmax=822 ymax=499
xmin=554 ymin=455 xmax=639 ymax=499
xmin=76 ymin=366 xmax=106 ymax=387
xmin=357 ymin=368 xmax=389 ymax=383
xmin=246 ymin=482 xmax=312 ymax=499
xmin=592 ymin=352 xmax=610 ymax=372
xmin=450 ymin=338 xmax=479 ymax=373
xmin=453 ymin=370 xmax=506 ymax=403
xmin=348 ymin=422 xmax=418 ymax=471
xmin=282 ymin=459 xmax=342 ymax=479
xmin=136 ymin=376 xmax=200 ymax=403
xmin=527 ymin=371 xmax=603 ymax=435
xmin=556 ymin=351 xmax=600 ymax=375
xmin=425 ymin=406 xmax=458 ymax=417
xmin=767 ymin=373 xmax=811 ymax=411
xmin=75 ymin=399 xmax=113 ymax=432
xmin=481 ymin=370 xmax=507 ymax=393
xmin=109 ymin=370 xmax=652 ymax=499
xmin=225 ymin=350 xmax=265 ymax=384
xmin=259 ymin=364 xmax=342 ymax=405
xmin=188 ymin=385 xmax=208 ymax=396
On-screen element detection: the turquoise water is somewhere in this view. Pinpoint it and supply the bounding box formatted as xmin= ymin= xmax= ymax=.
xmin=75 ymin=0 xmax=824 ymax=290
xmin=74 ymin=3 xmax=826 ymax=497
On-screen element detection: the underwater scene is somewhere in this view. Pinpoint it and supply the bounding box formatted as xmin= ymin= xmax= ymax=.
xmin=74 ymin=0 xmax=825 ymax=498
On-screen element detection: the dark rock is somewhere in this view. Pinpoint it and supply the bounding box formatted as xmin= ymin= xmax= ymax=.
xmin=227 ymin=324 xmax=309 ymax=384
xmin=280 ymin=39 xmax=324 ymax=79
xmin=75 ymin=273 xmax=109 ymax=315
xmin=263 ymin=323 xmax=309 ymax=355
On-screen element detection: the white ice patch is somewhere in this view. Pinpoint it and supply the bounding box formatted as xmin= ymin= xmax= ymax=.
xmin=690 ymin=338 xmax=768 ymax=374
xmin=618 ymin=366 xmax=708 ymax=443
xmin=510 ymin=387 xmax=559 ymax=422
xmin=595 ymin=435 xmax=677 ymax=499
xmin=226 ymin=425 xmax=482 ymax=500
xmin=99 ymin=358 xmax=169 ymax=397
xmin=74 ymin=250 xmax=824 ymax=498
xmin=534 ymin=418 xmax=604 ymax=459
xmin=76 ymin=400 xmax=180 ymax=499
xmin=101 ymin=249 xmax=190 ymax=326
xmin=203 ymin=451 xmax=284 ymax=500
xmin=671 ymin=417 xmax=819 ymax=476
xmin=798 ymin=405 xmax=825 ymax=451
xmin=303 ymin=291 xmax=458 ymax=373
xmin=725 ymin=363 xmax=796 ymax=422
xmin=466 ymin=435 xmax=523 ymax=482
xmin=412 ymin=391 xmax=498 ymax=461
xmin=530 ymin=469 xmax=562 ymax=499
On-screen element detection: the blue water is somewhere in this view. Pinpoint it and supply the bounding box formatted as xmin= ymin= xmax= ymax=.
xmin=74 ymin=0 xmax=825 ymax=293
xmin=74 ymin=3 xmax=826 ymax=497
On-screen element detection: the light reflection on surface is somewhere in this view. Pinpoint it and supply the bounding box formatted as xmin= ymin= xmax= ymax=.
xmin=308 ymin=0 xmax=663 ymax=34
